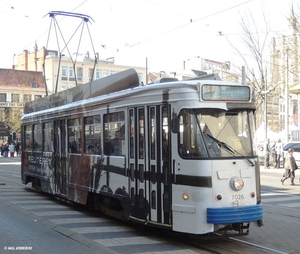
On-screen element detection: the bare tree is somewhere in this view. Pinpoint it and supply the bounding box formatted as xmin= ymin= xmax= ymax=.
xmin=221 ymin=5 xmax=300 ymax=132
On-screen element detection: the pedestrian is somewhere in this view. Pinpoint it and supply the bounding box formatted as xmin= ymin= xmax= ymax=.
xmin=264 ymin=138 xmax=271 ymax=169
xmin=275 ymin=138 xmax=283 ymax=168
xmin=3 ymin=143 xmax=9 ymax=157
xmin=9 ymin=143 xmax=15 ymax=158
xmin=15 ymin=143 xmax=20 ymax=157
xmin=281 ymin=148 xmax=298 ymax=185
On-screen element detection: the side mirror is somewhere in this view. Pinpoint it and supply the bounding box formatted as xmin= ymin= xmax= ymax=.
xmin=171 ymin=117 xmax=180 ymax=133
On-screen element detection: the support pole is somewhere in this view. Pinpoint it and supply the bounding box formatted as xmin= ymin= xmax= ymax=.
xmin=285 ymin=52 xmax=289 ymax=142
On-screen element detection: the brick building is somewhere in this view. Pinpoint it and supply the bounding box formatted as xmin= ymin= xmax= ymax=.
xmin=0 ymin=69 xmax=47 ymax=143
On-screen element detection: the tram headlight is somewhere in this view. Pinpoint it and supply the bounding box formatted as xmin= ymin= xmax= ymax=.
xmin=230 ymin=177 xmax=244 ymax=191
xmin=182 ymin=193 xmax=189 ymax=200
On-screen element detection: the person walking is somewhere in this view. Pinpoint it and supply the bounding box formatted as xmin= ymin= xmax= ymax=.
xmin=275 ymin=138 xmax=283 ymax=168
xmin=281 ymin=148 xmax=297 ymax=185
xmin=264 ymin=138 xmax=271 ymax=169
xmin=9 ymin=143 xmax=15 ymax=158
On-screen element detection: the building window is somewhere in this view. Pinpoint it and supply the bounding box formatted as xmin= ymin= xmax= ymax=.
xmin=62 ymin=66 xmax=67 ymax=77
xmin=69 ymin=67 xmax=75 ymax=81
xmin=95 ymin=69 xmax=102 ymax=80
xmin=34 ymin=95 xmax=42 ymax=100
xmin=24 ymin=94 xmax=31 ymax=103
xmin=69 ymin=67 xmax=74 ymax=77
xmin=47 ymin=51 xmax=57 ymax=57
xmin=61 ymin=66 xmax=68 ymax=80
xmin=103 ymin=70 xmax=109 ymax=77
xmin=110 ymin=70 xmax=116 ymax=75
xmin=77 ymin=67 xmax=83 ymax=81
xmin=12 ymin=94 xmax=19 ymax=102
xmin=0 ymin=93 xmax=6 ymax=102
xmin=30 ymin=82 xmax=38 ymax=88
xmin=88 ymin=68 xmax=93 ymax=81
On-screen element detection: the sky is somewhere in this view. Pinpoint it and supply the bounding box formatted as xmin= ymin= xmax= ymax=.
xmin=0 ymin=0 xmax=295 ymax=73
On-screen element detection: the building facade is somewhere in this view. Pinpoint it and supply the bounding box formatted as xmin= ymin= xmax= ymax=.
xmin=0 ymin=69 xmax=47 ymax=143
xmin=269 ymin=10 xmax=300 ymax=135
xmin=15 ymin=48 xmax=147 ymax=93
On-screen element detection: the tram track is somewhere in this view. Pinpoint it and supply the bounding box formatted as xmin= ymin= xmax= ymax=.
xmin=143 ymin=226 xmax=289 ymax=254
xmin=184 ymin=232 xmax=289 ymax=254
xmin=225 ymin=236 xmax=289 ymax=254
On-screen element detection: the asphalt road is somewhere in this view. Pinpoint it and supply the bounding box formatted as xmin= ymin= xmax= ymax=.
xmin=1 ymin=157 xmax=300 ymax=254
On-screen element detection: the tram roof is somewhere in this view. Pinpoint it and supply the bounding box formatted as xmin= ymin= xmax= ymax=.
xmin=23 ymin=69 xmax=251 ymax=119
xmin=24 ymin=68 xmax=140 ymax=114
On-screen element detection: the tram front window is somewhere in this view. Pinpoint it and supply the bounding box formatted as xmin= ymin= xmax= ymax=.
xmin=178 ymin=108 xmax=254 ymax=158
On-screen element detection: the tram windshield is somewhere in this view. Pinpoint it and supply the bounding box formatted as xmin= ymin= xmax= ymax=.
xmin=178 ymin=108 xmax=255 ymax=159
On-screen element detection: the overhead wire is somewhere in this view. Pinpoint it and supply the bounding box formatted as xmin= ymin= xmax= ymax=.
xmin=0 ymin=0 xmax=89 ymax=67
xmin=0 ymin=0 xmax=294 ymax=68
xmin=110 ymin=0 xmax=255 ymax=53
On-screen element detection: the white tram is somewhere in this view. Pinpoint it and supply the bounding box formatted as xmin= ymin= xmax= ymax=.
xmin=21 ymin=69 xmax=263 ymax=235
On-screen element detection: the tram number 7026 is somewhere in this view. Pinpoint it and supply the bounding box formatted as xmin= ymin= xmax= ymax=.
xmin=231 ymin=194 xmax=244 ymax=200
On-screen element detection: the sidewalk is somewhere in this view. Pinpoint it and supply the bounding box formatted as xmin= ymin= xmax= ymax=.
xmin=260 ymin=164 xmax=300 ymax=185
xmin=259 ymin=165 xmax=284 ymax=174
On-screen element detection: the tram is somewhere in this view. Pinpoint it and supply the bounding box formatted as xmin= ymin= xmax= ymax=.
xmin=21 ymin=68 xmax=263 ymax=235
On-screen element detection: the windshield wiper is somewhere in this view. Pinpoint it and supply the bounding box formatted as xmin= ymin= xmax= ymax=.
xmin=206 ymin=134 xmax=254 ymax=167
xmin=207 ymin=134 xmax=235 ymax=154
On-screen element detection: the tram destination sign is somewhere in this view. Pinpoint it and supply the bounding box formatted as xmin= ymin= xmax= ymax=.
xmin=201 ymin=84 xmax=250 ymax=101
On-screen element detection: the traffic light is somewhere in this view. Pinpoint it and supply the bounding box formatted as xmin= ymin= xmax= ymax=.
xmin=12 ymin=131 xmax=16 ymax=141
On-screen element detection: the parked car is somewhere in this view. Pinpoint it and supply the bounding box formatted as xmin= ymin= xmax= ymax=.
xmin=283 ymin=141 xmax=300 ymax=167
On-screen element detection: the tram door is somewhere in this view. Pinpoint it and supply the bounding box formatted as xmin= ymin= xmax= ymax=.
xmin=53 ymin=120 xmax=67 ymax=196
xmin=128 ymin=107 xmax=147 ymax=220
xmin=128 ymin=105 xmax=171 ymax=226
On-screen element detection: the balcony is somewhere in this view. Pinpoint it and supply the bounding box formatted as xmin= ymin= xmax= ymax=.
xmin=0 ymin=102 xmax=25 ymax=107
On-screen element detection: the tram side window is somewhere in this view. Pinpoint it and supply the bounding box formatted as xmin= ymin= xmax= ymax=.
xmin=150 ymin=107 xmax=155 ymax=160
xmin=162 ymin=106 xmax=169 ymax=160
xmin=104 ymin=112 xmax=125 ymax=156
xmin=68 ymin=118 xmax=82 ymax=154
xmin=84 ymin=115 xmax=101 ymax=155
xmin=25 ymin=125 xmax=32 ymax=150
xmin=43 ymin=122 xmax=53 ymax=152
xmin=138 ymin=108 xmax=144 ymax=159
xmin=129 ymin=109 xmax=134 ymax=158
xmin=33 ymin=124 xmax=42 ymax=151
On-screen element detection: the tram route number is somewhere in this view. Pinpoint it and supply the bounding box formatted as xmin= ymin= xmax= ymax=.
xmin=231 ymin=194 xmax=244 ymax=200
